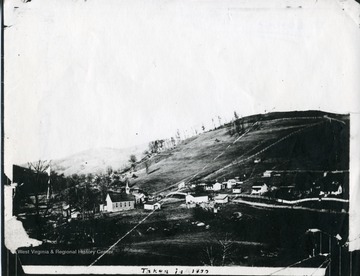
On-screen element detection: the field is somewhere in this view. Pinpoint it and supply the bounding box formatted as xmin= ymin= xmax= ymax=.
xmin=17 ymin=200 xmax=348 ymax=271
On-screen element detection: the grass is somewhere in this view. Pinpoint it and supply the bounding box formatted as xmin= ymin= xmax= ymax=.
xmin=16 ymin=201 xmax=348 ymax=267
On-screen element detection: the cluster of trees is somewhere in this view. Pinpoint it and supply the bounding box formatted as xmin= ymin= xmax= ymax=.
xmin=126 ymin=138 xmax=178 ymax=175
xmin=16 ymin=161 xmax=132 ymax=221
xmin=228 ymin=111 xmax=245 ymax=136
xmin=148 ymin=138 xmax=178 ymax=154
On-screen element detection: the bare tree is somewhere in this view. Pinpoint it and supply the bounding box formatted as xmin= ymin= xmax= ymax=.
xmin=201 ymin=245 xmax=216 ymax=266
xmin=129 ymin=154 xmax=137 ymax=171
xmin=176 ymin=129 xmax=181 ymax=142
xmin=201 ymin=234 xmax=234 ymax=266
xmin=218 ymin=235 xmax=234 ymax=266
xmin=144 ymin=159 xmax=152 ymax=174
xmin=106 ymin=166 xmax=113 ymax=176
xmin=27 ymin=160 xmax=51 ymax=217
xmin=170 ymin=137 xmax=176 ymax=147
xmin=234 ymin=111 xmax=239 ymax=120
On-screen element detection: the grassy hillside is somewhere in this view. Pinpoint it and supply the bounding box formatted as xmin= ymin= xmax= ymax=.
xmin=130 ymin=111 xmax=349 ymax=194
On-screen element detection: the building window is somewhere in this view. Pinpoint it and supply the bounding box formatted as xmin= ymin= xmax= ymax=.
xmin=120 ymin=203 xmax=122 ymax=208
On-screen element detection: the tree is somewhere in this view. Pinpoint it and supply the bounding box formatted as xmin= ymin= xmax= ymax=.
xmin=170 ymin=137 xmax=176 ymax=147
xmin=200 ymin=234 xmax=235 ymax=266
xmin=106 ymin=166 xmax=113 ymax=176
xmin=232 ymin=111 xmax=243 ymax=135
xmin=129 ymin=154 xmax=137 ymax=163
xmin=228 ymin=120 xmax=235 ymax=136
xmin=129 ymin=154 xmax=137 ymax=171
xmin=86 ymin=173 xmax=93 ymax=183
xmin=50 ymin=171 xmax=67 ymax=194
xmin=234 ymin=111 xmax=239 ymax=120
xmin=148 ymin=141 xmax=158 ymax=154
xmin=176 ymin=129 xmax=181 ymax=142
xmin=27 ymin=160 xmax=51 ymax=217
xmin=218 ymin=235 xmax=234 ymax=266
xmin=144 ymin=159 xmax=152 ymax=174
xmin=202 ymin=245 xmax=216 ymax=266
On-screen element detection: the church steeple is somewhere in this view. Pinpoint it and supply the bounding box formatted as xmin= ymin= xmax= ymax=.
xmin=125 ymin=180 xmax=130 ymax=194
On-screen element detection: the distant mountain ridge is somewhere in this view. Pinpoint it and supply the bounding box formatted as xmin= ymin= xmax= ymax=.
xmin=50 ymin=145 xmax=148 ymax=176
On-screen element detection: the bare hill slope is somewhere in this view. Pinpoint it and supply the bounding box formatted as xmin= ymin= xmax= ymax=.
xmin=130 ymin=111 xmax=349 ymax=193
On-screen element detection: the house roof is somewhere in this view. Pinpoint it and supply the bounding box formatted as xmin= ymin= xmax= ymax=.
xmin=215 ymin=194 xmax=228 ymax=200
xmin=107 ymin=192 xmax=135 ymax=202
xmin=188 ymin=193 xmax=209 ymax=198
xmin=145 ymin=201 xmax=160 ymax=205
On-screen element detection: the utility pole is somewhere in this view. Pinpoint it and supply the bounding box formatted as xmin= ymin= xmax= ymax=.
xmin=329 ymin=236 xmax=331 ymax=276
xmin=339 ymin=245 xmax=341 ymax=276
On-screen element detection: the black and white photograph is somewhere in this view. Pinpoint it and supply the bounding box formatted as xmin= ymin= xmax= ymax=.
xmin=2 ymin=0 xmax=360 ymax=275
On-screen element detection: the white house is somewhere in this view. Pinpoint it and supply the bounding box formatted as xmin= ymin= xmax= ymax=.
xmin=205 ymin=184 xmax=214 ymax=191
xmin=213 ymin=182 xmax=222 ymax=191
xmin=331 ymin=185 xmax=343 ymax=196
xmin=263 ymin=170 xmax=272 ymax=178
xmin=227 ymin=179 xmax=236 ymax=189
xmin=251 ymin=184 xmax=269 ymax=195
xmin=232 ymin=184 xmax=242 ymax=194
xmin=103 ymin=192 xmax=135 ymax=212
xmin=214 ymin=194 xmax=229 ymax=204
xmin=144 ymin=201 xmax=161 ymax=210
xmin=71 ymin=210 xmax=81 ymax=219
xmin=134 ymin=193 xmax=146 ymax=204
xmin=186 ymin=194 xmax=209 ymax=204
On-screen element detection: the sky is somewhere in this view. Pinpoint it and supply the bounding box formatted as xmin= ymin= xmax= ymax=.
xmin=4 ymin=0 xmax=360 ymax=168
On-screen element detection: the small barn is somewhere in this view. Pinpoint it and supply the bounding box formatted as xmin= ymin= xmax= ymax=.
xmin=251 ymin=184 xmax=269 ymax=195
xmin=186 ymin=194 xmax=209 ymax=204
xmin=214 ymin=194 xmax=229 ymax=204
xmin=263 ymin=170 xmax=272 ymax=178
xmin=144 ymin=201 xmax=161 ymax=210
xmin=227 ymin=179 xmax=236 ymax=189
xmin=213 ymin=182 xmax=222 ymax=191
xmin=232 ymin=184 xmax=242 ymax=194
